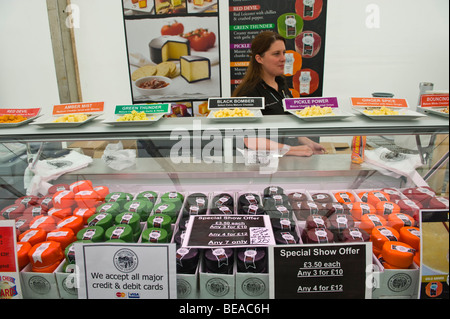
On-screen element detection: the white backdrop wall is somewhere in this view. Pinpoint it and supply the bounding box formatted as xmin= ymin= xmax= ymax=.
xmin=1 ymin=0 xmax=448 ymax=112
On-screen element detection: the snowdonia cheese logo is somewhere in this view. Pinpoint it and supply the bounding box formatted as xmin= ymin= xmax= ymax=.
xmin=0 ymin=276 xmax=18 ymax=299
xmin=113 ymin=248 xmax=139 ymax=273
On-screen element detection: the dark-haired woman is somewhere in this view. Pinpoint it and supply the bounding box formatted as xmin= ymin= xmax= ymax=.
xmin=233 ymin=31 xmax=325 ymax=157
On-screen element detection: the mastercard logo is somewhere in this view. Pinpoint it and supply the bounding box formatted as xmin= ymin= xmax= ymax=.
xmin=116 ymin=292 xmax=126 ymax=298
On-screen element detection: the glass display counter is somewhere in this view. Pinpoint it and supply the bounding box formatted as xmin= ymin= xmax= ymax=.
xmin=0 ymin=112 xmax=448 ymax=299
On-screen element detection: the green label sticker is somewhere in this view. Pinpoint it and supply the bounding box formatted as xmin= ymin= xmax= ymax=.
xmin=115 ymin=104 xmax=171 ymax=115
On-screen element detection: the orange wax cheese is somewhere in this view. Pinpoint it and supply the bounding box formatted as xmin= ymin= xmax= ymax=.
xmin=56 ymin=215 xmax=84 ymax=234
xmin=399 ymin=226 xmax=421 ymax=251
xmin=69 ymin=180 xmax=93 ymax=193
xmin=375 ymin=201 xmax=400 ymax=217
xmin=47 ymin=207 xmax=72 ymax=222
xmin=371 ymin=226 xmax=399 ymax=251
xmin=351 ymin=202 xmax=376 ymax=220
xmin=93 ymin=186 xmax=109 ymax=201
xmin=52 ymin=190 xmax=75 ymax=209
xmin=28 ymin=241 xmax=64 ymax=271
xmin=387 ymin=213 xmax=415 ymax=232
xmin=29 ymin=215 xmax=57 ymax=232
xmin=46 ymin=228 xmax=76 ymax=249
xmin=363 ymin=191 xmax=390 ymax=206
xmin=359 ymin=214 xmax=387 ymax=233
xmin=73 ymin=207 xmax=96 ymax=224
xmin=19 ymin=228 xmax=47 ymax=247
xmin=74 ymin=190 xmax=101 ymax=208
xmin=334 ymin=191 xmax=355 ymax=203
xmin=17 ymin=242 xmax=32 ymax=270
xmin=382 ymin=241 xmax=415 ymax=269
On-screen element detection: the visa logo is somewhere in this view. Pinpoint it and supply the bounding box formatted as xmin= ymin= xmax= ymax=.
xmin=128 ymin=292 xmax=140 ymax=299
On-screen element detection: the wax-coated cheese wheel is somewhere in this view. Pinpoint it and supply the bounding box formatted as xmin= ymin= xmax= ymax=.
xmin=115 ymin=212 xmax=141 ymax=233
xmin=387 ymin=213 xmax=415 ymax=232
xmin=351 ymin=202 xmax=376 ymax=220
xmin=370 ymin=226 xmax=399 ymax=251
xmin=427 ymin=197 xmax=449 ymax=210
xmin=69 ymin=180 xmax=93 ymax=193
xmin=359 ymin=214 xmax=387 ymax=233
xmin=56 ymin=215 xmax=84 ymax=234
xmin=15 ymin=195 xmax=39 ymax=208
xmin=375 ymin=201 xmax=400 ymax=217
xmin=48 ymin=184 xmax=70 ymax=195
xmin=382 ymin=241 xmax=415 ymax=268
xmin=305 ymin=214 xmax=331 ymax=230
xmin=105 ymin=224 xmax=134 ymax=243
xmin=17 ymin=242 xmax=32 ymax=270
xmin=302 ymin=228 xmax=334 ymax=244
xmin=15 ymin=215 xmax=33 ymax=233
xmin=204 ymin=248 xmax=234 ymax=274
xmin=73 ymin=207 xmax=96 ymax=224
xmin=28 ymin=241 xmax=64 ymax=271
xmin=96 ymin=202 xmax=121 ymax=218
xmin=29 ymin=215 xmax=57 ymax=232
xmin=93 ymin=186 xmax=109 ymax=201
xmin=142 ymin=228 xmax=169 ymax=243
xmin=360 ymin=191 xmax=390 ymax=206
xmin=147 ymin=214 xmax=172 ymax=234
xmin=52 ymin=190 xmax=75 ymax=209
xmin=74 ymin=190 xmax=101 ymax=209
xmin=76 ymin=226 xmax=105 ymax=242
xmin=180 ymin=55 xmax=211 ymax=83
xmin=105 ymin=192 xmax=129 ymax=208
xmin=176 ymin=247 xmax=200 ymax=274
xmin=149 ymin=36 xmax=190 ymax=64
xmin=399 ymin=226 xmax=421 ymax=251
xmin=397 ymin=199 xmax=422 ymax=218
xmin=19 ymin=228 xmax=47 ymax=247
xmin=24 ymin=205 xmax=47 ymax=217
xmin=1 ymin=204 xmax=26 ymax=220
xmin=334 ymin=191 xmax=355 ymax=203
xmin=341 ymin=227 xmax=370 ymax=243
xmin=402 ymin=187 xmax=435 ymax=206
xmin=47 ymin=207 xmax=72 ymax=222
xmin=381 ymin=188 xmax=404 ymax=202
xmin=46 ymin=227 xmax=76 ymax=249
xmin=311 ymin=193 xmax=333 ymax=203
xmin=237 ymin=248 xmax=267 ymax=273
xmin=38 ymin=195 xmax=54 ymax=211
xmin=87 ymin=212 xmax=114 ymax=230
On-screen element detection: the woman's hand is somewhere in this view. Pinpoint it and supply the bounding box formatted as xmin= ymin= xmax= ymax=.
xmin=298 ymin=137 xmax=326 ymax=155
xmin=287 ymin=145 xmax=314 ymax=157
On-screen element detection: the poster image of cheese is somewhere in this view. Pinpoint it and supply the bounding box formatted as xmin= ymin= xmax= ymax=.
xmin=187 ymin=0 xmax=218 ymax=13
xmin=155 ymin=0 xmax=187 ymax=15
xmin=125 ymin=16 xmax=220 ymax=102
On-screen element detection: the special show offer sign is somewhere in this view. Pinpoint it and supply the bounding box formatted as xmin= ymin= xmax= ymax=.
xmin=269 ymin=243 xmax=372 ymax=299
xmin=75 ymin=243 xmax=177 ymax=299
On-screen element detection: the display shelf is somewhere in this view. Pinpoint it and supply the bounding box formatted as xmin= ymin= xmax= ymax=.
xmin=0 ymin=114 xmax=448 ymax=143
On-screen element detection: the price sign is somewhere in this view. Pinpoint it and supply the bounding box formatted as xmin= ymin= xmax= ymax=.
xmin=283 ymin=97 xmax=339 ymax=111
xmin=0 ymin=220 xmax=22 ymax=299
xmin=182 ymin=215 xmax=275 ymax=249
xmin=269 ymin=243 xmax=372 ymax=299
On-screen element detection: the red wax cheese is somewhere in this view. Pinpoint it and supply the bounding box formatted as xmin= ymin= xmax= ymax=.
xmin=427 ymin=197 xmax=449 ymax=210
xmin=1 ymin=204 xmax=26 ymax=220
xmin=15 ymin=195 xmax=39 ymax=208
xmin=396 ymin=199 xmax=423 ymax=218
xmin=15 ymin=215 xmax=33 ymax=233
xmin=52 ymin=190 xmax=75 ymax=209
xmin=24 ymin=205 xmax=47 ymax=217
xmin=381 ymin=188 xmax=404 ymax=202
xmin=402 ymin=187 xmax=435 ymax=207
xmin=382 ymin=241 xmax=415 ymax=269
xmin=48 ymin=184 xmax=70 ymax=195
xmin=37 ymin=195 xmax=54 ymax=210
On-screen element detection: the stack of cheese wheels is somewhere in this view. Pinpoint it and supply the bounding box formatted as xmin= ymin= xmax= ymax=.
xmin=28 ymin=241 xmax=64 ymax=273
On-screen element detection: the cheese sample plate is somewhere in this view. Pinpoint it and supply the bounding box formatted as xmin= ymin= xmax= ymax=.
xmin=0 ymin=115 xmax=42 ymax=128
xmin=288 ymin=110 xmax=354 ymax=121
xmin=103 ymin=113 xmax=164 ymax=126
xmin=207 ymin=109 xmax=263 ymax=122
xmin=31 ymin=114 xmax=102 ymax=128
xmin=421 ymin=107 xmax=449 ymax=118
xmin=355 ymin=108 xmax=427 ymax=120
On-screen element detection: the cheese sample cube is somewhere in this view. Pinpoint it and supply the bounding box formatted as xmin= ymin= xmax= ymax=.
xmin=180 ymin=56 xmax=211 ymax=83
xmin=149 ymin=36 xmax=190 ymax=64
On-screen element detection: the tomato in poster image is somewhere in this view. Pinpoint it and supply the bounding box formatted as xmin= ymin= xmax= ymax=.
xmin=161 ymin=21 xmax=185 ymax=36
xmin=183 ymin=28 xmax=216 ymax=51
